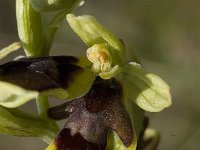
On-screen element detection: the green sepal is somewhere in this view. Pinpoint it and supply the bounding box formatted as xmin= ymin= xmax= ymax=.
xmin=123 ymin=62 xmax=172 ymax=112
xmin=0 ymin=81 xmax=38 ymax=108
xmin=29 ymin=0 xmax=84 ymax=12
xmin=66 ymin=14 xmax=126 ymax=66
xmin=0 ymin=42 xmax=21 ymax=60
xmin=0 ymin=106 xmax=58 ymax=143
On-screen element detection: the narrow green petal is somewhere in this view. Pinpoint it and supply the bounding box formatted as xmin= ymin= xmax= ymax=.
xmin=0 ymin=42 xmax=21 ymax=60
xmin=123 ymin=62 xmax=172 ymax=112
xmin=0 ymin=81 xmax=38 ymax=108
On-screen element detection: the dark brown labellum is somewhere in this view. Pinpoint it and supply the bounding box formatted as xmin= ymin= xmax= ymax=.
xmin=48 ymin=78 xmax=134 ymax=150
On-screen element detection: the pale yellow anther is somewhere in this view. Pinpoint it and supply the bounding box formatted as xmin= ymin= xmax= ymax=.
xmin=86 ymin=44 xmax=112 ymax=73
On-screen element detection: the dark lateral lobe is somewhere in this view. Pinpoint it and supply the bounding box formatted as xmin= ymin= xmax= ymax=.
xmin=48 ymin=78 xmax=134 ymax=150
xmin=0 ymin=56 xmax=82 ymax=91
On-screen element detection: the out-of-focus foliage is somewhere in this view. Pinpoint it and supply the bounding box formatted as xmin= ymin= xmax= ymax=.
xmin=0 ymin=0 xmax=200 ymax=150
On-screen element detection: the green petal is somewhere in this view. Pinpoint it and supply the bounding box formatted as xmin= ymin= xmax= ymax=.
xmin=123 ymin=62 xmax=172 ymax=112
xmin=0 ymin=81 xmax=38 ymax=108
xmin=66 ymin=14 xmax=125 ymax=66
xmin=0 ymin=42 xmax=21 ymax=60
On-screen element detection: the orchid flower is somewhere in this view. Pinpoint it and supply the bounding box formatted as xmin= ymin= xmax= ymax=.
xmin=0 ymin=10 xmax=171 ymax=150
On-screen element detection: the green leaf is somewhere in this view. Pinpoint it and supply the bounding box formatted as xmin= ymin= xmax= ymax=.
xmin=0 ymin=42 xmax=21 ymax=60
xmin=0 ymin=81 xmax=38 ymax=108
xmin=0 ymin=106 xmax=58 ymax=143
xmin=66 ymin=14 xmax=125 ymax=66
xmin=30 ymin=0 xmax=84 ymax=12
xmin=123 ymin=62 xmax=172 ymax=112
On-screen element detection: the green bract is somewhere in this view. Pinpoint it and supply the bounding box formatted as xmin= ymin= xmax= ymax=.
xmin=123 ymin=62 xmax=172 ymax=112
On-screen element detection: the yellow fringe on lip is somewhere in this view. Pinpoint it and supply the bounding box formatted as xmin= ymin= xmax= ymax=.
xmin=45 ymin=140 xmax=57 ymax=150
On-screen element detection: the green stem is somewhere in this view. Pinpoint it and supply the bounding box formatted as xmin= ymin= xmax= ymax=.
xmin=36 ymin=95 xmax=49 ymax=119
xmin=45 ymin=10 xmax=71 ymax=51
xmin=16 ymin=1 xmax=60 ymax=141
xmin=45 ymin=1 xmax=81 ymax=51
xmin=36 ymin=95 xmax=59 ymax=136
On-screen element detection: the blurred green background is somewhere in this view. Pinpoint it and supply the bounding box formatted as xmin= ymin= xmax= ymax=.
xmin=0 ymin=0 xmax=200 ymax=149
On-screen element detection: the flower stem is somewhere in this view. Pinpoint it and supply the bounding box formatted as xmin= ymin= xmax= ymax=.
xmin=36 ymin=95 xmax=59 ymax=138
xmin=36 ymin=95 xmax=49 ymax=119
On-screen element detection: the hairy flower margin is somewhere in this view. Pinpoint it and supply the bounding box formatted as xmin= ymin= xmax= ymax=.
xmin=0 ymin=2 xmax=171 ymax=149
